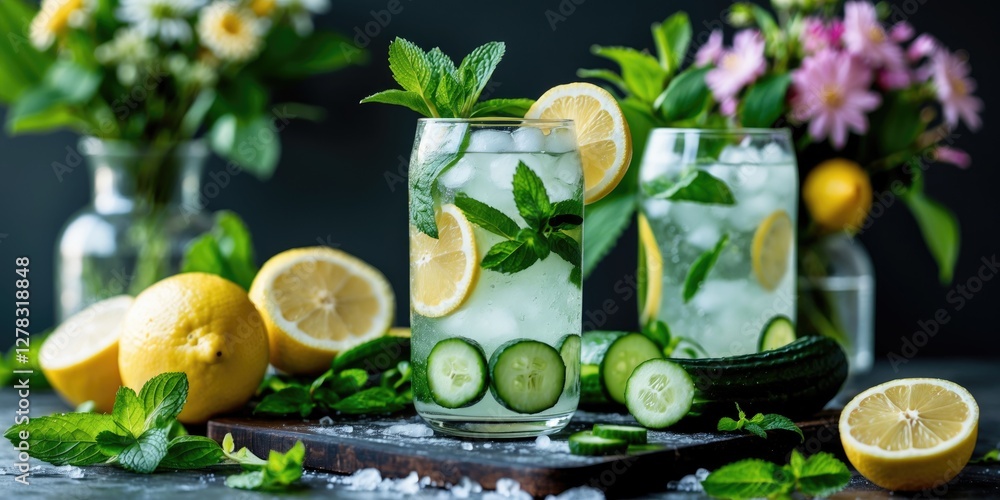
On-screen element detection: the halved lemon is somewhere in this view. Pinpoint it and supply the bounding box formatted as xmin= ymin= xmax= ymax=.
xmin=637 ymin=213 xmax=663 ymax=327
xmin=751 ymin=209 xmax=792 ymax=291
xmin=526 ymin=82 xmax=632 ymax=204
xmin=40 ymin=295 xmax=133 ymax=412
xmin=249 ymin=247 xmax=395 ymax=375
xmin=840 ymin=378 xmax=979 ymax=491
xmin=410 ymin=204 xmax=478 ymax=318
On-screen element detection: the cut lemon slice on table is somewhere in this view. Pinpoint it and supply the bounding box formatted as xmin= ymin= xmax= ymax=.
xmin=637 ymin=213 xmax=663 ymax=326
xmin=40 ymin=295 xmax=133 ymax=412
xmin=526 ymin=82 xmax=632 ymax=204
xmin=410 ymin=204 xmax=479 ymax=318
xmin=249 ymin=247 xmax=395 ymax=375
xmin=751 ymin=209 xmax=792 ymax=290
xmin=840 ymin=378 xmax=979 ymax=491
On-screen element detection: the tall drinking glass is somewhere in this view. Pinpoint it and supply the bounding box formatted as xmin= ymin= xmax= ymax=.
xmin=409 ymin=119 xmax=583 ymax=438
xmin=638 ymin=129 xmax=798 ymax=358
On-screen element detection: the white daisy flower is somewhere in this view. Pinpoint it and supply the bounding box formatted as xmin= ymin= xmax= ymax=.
xmin=116 ymin=0 xmax=205 ymax=45
xmin=94 ymin=28 xmax=158 ymax=65
xmin=277 ymin=0 xmax=328 ymax=35
xmin=29 ymin=0 xmax=95 ymax=50
xmin=197 ymin=2 xmax=264 ymax=62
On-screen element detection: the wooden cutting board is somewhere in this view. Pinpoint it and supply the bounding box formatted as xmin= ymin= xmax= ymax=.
xmin=207 ymin=409 xmax=841 ymax=497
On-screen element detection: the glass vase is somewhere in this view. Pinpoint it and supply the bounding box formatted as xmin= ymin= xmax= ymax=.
xmin=55 ymin=138 xmax=213 ymax=321
xmin=798 ymin=233 xmax=875 ymax=375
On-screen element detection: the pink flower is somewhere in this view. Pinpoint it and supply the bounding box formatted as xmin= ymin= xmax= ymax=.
xmin=790 ymin=49 xmax=881 ymax=149
xmin=696 ymin=30 xmax=724 ymax=66
xmin=908 ymin=33 xmax=936 ymax=62
xmin=801 ymin=18 xmax=844 ymax=54
xmin=934 ymin=147 xmax=971 ymax=169
xmin=842 ymin=1 xmax=906 ymax=69
xmin=932 ymin=49 xmax=983 ymax=130
xmin=877 ymin=68 xmax=910 ymax=90
xmin=889 ymin=22 xmax=914 ymax=42
xmin=705 ymin=30 xmax=766 ymax=103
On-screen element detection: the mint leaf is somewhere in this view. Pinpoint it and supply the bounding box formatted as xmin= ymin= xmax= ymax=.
xmin=410 ymin=123 xmax=470 ymax=237
xmin=312 ymin=388 xmax=341 ymax=408
xmin=139 ymin=372 xmax=189 ymax=429
xmin=971 ymin=449 xmax=999 ymax=464
xmin=332 ymin=387 xmax=405 ymax=414
xmin=758 ymin=413 xmax=804 ymax=442
xmin=330 ymin=369 xmax=369 ymax=396
xmin=682 ymin=233 xmax=729 ymax=303
xmin=456 ymin=42 xmax=505 ymax=115
xmin=360 ymin=89 xmax=432 ymax=116
xmin=657 ymin=66 xmax=711 ymax=123
xmin=254 ymin=387 xmax=315 ymax=417
xmin=516 ymin=229 xmax=550 ymax=260
xmin=549 ymin=199 xmax=583 ymax=230
xmin=455 ymin=192 xmax=521 ymax=238
xmin=549 ymin=232 xmax=581 ymax=267
xmin=512 ymin=161 xmax=552 ymax=229
xmin=112 ymin=386 xmax=146 ymax=437
xmin=388 ymin=37 xmax=432 ymax=97
xmin=98 ymin=427 xmax=170 ymax=474
xmin=643 ymin=169 xmax=735 ymax=205
xmin=743 ymin=422 xmax=766 ymax=438
xmin=642 ymin=320 xmax=672 ymax=350
xmin=702 ymin=459 xmax=791 ymax=499
xmin=226 ymin=441 xmax=305 ymax=491
xmin=793 ymin=451 xmax=851 ymax=497
xmin=590 ymin=46 xmax=667 ymax=105
xmin=222 ymin=433 xmax=267 ymax=468
xmin=482 ymin=239 xmax=538 ymax=274
xmin=717 ymin=417 xmax=740 ymax=432
xmin=159 ymin=435 xmax=225 ymax=469
xmin=4 ymin=413 xmax=117 ymax=466
xmin=739 ymin=73 xmax=791 ymax=128
xmin=652 ymin=12 xmax=692 ymax=75
xmin=471 ymin=98 xmax=535 ymax=118
xmin=570 ymin=267 xmax=581 ymax=287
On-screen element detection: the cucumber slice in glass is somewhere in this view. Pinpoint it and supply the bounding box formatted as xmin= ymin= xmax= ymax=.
xmin=427 ymin=337 xmax=488 ymax=409
xmin=625 ymin=359 xmax=694 ymax=429
xmin=758 ymin=315 xmax=796 ymax=351
xmin=559 ymin=334 xmax=582 ymax=394
xmin=490 ymin=339 xmax=565 ymax=414
xmin=592 ymin=424 xmax=647 ymax=444
xmin=568 ymin=431 xmax=628 ymax=456
xmin=601 ymin=333 xmax=663 ymax=405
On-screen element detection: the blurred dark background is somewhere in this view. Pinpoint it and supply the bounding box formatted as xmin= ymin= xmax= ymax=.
xmin=2 ymin=0 xmax=998 ymax=358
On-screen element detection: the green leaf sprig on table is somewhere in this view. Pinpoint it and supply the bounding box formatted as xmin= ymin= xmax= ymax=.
xmin=222 ymin=433 xmax=305 ymax=491
xmin=701 ymin=450 xmax=850 ymax=499
xmin=456 ymin=162 xmax=583 ymax=285
xmin=3 ymin=372 xmax=306 ymax=491
xmin=716 ymin=404 xmax=803 ymax=442
xmin=361 ymin=37 xmax=534 ymax=119
xmin=970 ymin=448 xmax=999 ymax=464
xmin=253 ymin=336 xmax=413 ymax=417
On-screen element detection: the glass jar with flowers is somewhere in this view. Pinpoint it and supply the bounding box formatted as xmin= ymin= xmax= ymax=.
xmin=0 ymin=0 xmax=362 ymax=320
xmin=574 ymin=0 xmax=981 ymax=372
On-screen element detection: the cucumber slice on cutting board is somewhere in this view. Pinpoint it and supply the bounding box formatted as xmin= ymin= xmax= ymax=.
xmin=568 ymin=431 xmax=628 ymax=456
xmin=490 ymin=339 xmax=565 ymax=414
xmin=427 ymin=338 xmax=488 ymax=408
xmin=592 ymin=424 xmax=647 ymax=444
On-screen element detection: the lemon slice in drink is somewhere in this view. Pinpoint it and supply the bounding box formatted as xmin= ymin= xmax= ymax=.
xmin=526 ymin=82 xmax=632 ymax=204
xmin=637 ymin=213 xmax=663 ymax=326
xmin=751 ymin=209 xmax=792 ymax=291
xmin=410 ymin=204 xmax=478 ymax=318
xmin=249 ymin=247 xmax=395 ymax=375
xmin=840 ymin=378 xmax=979 ymax=491
xmin=40 ymin=295 xmax=133 ymax=412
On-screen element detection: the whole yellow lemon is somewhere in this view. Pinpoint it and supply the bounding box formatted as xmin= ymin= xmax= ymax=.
xmin=118 ymin=273 xmax=269 ymax=424
xmin=803 ymin=158 xmax=873 ymax=233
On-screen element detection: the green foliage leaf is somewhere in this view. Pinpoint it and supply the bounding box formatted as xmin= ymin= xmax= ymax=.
xmin=222 ymin=433 xmax=268 ymax=468
xmin=181 ymin=211 xmax=258 ymax=290
xmin=581 ymin=191 xmax=635 ymax=278
xmin=388 ymin=37 xmax=433 ymax=94
xmin=410 ymin=123 xmax=470 ymax=237
xmin=576 ymin=68 xmax=627 ymax=94
xmin=642 ymin=320 xmax=671 ymax=349
xmin=643 ymin=169 xmax=736 ymax=205
xmin=159 ymin=435 xmax=225 ymax=469
xmin=590 ymin=46 xmax=667 ymax=105
xmin=739 ymin=73 xmax=790 ymax=128
xmin=743 ymin=422 xmax=767 ymax=438
xmin=332 ymin=387 xmax=405 ymax=414
xmin=209 ymin=114 xmax=282 ymax=180
xmin=98 ymin=427 xmax=170 ymax=474
xmin=717 ymin=417 xmax=740 ymax=432
xmin=482 ymin=239 xmax=538 ymax=274
xmin=702 ymin=459 xmax=790 ymax=499
xmin=0 ymin=0 xmax=53 ymax=102
xmin=516 ymin=228 xmax=551 ymax=260
xmin=254 ymin=387 xmax=315 ymax=417
xmin=758 ymin=413 xmax=804 ymax=442
xmin=652 ymin=12 xmax=692 ymax=75
xmin=875 ymin=93 xmax=924 ymax=157
xmin=226 ymin=440 xmax=305 ymax=491
xmin=512 ymin=162 xmax=553 ymax=229
xmin=970 ymin=449 xmax=999 ymax=464
xmin=682 ymin=233 xmax=729 ymax=303
xmin=271 ymin=30 xmax=362 ymax=77
xmin=360 ymin=89 xmax=431 ymax=116
xmin=456 ymin=41 xmax=505 ymax=114
xmin=4 ymin=413 xmax=117 ymax=466
xmin=471 ymin=98 xmax=535 ymax=118
xmin=549 ymin=231 xmax=581 ymax=267
xmin=455 ymin=192 xmax=521 ymax=238
xmin=549 ymin=199 xmax=584 ymax=229
xmin=903 ymin=178 xmax=960 ymax=283
xmin=138 ymin=372 xmax=189 ymax=430
xmin=792 ymin=451 xmax=851 ymax=497
xmin=330 ymin=369 xmax=369 ymax=396
xmin=657 ymin=67 xmax=712 ymax=123
xmin=45 ymin=61 xmax=101 ymax=104
xmin=112 ymin=387 xmax=146 ymax=437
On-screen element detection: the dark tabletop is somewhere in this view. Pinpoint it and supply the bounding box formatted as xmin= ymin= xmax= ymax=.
xmin=1 ymin=358 xmax=998 ymax=499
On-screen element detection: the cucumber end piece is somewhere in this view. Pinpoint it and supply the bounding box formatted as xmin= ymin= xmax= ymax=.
xmin=568 ymin=431 xmax=628 ymax=456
